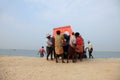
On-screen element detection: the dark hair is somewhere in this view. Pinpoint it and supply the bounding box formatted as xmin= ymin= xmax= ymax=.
xmin=56 ymin=30 xmax=61 ymax=35
xmin=72 ymin=32 xmax=74 ymax=35
xmin=75 ymin=32 xmax=80 ymax=37
xmin=42 ymin=46 xmax=44 ymax=48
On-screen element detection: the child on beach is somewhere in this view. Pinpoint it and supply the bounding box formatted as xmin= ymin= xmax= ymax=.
xmin=38 ymin=46 xmax=45 ymax=57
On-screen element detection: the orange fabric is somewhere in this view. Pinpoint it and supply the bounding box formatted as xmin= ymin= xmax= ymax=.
xmin=55 ymin=46 xmax=63 ymax=55
xmin=53 ymin=25 xmax=73 ymax=36
xmin=75 ymin=45 xmax=83 ymax=53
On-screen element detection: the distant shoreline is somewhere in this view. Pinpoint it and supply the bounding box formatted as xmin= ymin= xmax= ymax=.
xmin=0 ymin=49 xmax=120 ymax=58
xmin=1 ymin=48 xmax=120 ymax=52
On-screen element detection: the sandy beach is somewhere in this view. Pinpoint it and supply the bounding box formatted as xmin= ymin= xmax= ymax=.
xmin=0 ymin=56 xmax=120 ymax=80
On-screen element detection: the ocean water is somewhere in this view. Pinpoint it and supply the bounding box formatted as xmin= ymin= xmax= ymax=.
xmin=0 ymin=49 xmax=120 ymax=58
xmin=93 ymin=51 xmax=120 ymax=58
xmin=0 ymin=49 xmax=39 ymax=57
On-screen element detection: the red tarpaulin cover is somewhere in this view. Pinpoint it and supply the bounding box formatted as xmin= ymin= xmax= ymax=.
xmin=53 ymin=25 xmax=73 ymax=36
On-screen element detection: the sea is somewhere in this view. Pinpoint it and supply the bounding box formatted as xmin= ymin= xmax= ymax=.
xmin=0 ymin=49 xmax=120 ymax=58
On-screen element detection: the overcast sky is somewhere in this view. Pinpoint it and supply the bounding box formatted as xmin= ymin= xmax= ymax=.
xmin=0 ymin=0 xmax=120 ymax=51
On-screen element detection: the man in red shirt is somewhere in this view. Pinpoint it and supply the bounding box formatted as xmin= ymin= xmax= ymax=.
xmin=75 ymin=32 xmax=83 ymax=61
xmin=38 ymin=46 xmax=45 ymax=57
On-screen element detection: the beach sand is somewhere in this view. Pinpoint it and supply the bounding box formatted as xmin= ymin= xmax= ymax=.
xmin=0 ymin=56 xmax=120 ymax=80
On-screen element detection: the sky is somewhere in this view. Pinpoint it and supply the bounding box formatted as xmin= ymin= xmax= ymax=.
xmin=0 ymin=0 xmax=120 ymax=51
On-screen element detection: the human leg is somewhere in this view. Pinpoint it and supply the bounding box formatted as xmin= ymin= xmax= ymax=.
xmin=46 ymin=47 xmax=50 ymax=60
xmin=50 ymin=47 xmax=53 ymax=60
xmin=80 ymin=52 xmax=83 ymax=61
xmin=89 ymin=51 xmax=93 ymax=58
xmin=61 ymin=54 xmax=65 ymax=63
xmin=39 ymin=52 xmax=43 ymax=57
xmin=55 ymin=54 xmax=58 ymax=63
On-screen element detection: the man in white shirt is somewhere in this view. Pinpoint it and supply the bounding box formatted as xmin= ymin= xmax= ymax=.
xmin=88 ymin=40 xmax=93 ymax=58
xmin=69 ymin=32 xmax=76 ymax=48
xmin=46 ymin=34 xmax=53 ymax=60
xmin=67 ymin=32 xmax=77 ymax=63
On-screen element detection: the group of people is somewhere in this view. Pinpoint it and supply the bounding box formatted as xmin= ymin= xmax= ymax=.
xmin=38 ymin=30 xmax=93 ymax=63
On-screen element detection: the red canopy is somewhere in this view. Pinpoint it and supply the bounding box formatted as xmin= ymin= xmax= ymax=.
xmin=53 ymin=25 xmax=73 ymax=36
